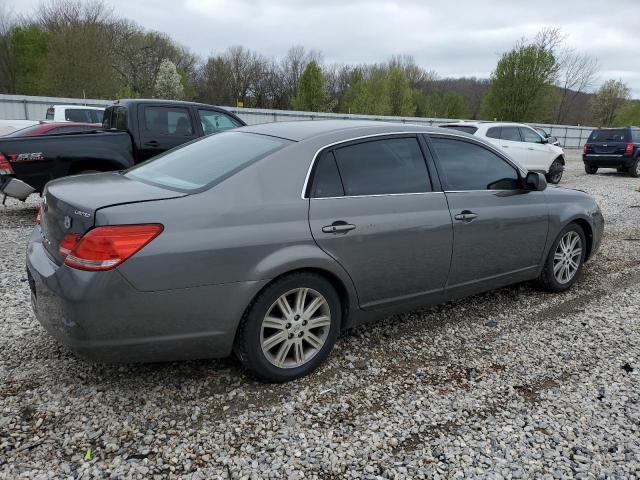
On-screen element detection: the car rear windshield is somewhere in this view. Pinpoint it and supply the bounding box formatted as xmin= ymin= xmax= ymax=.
xmin=588 ymin=129 xmax=630 ymax=142
xmin=440 ymin=125 xmax=478 ymax=135
xmin=125 ymin=131 xmax=291 ymax=192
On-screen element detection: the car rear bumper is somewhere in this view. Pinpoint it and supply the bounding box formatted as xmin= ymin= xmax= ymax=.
xmin=26 ymin=227 xmax=268 ymax=363
xmin=583 ymin=154 xmax=636 ymax=168
xmin=0 ymin=175 xmax=36 ymax=201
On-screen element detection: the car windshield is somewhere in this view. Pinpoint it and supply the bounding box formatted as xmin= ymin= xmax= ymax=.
xmin=440 ymin=125 xmax=478 ymax=134
xmin=588 ymin=129 xmax=630 ymax=142
xmin=126 ymin=131 xmax=291 ymax=192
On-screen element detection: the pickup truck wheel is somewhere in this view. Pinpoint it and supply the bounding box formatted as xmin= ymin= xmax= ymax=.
xmin=584 ymin=165 xmax=598 ymax=175
xmin=629 ymin=159 xmax=640 ymax=178
xmin=545 ymin=158 xmax=563 ymax=184
xmin=234 ymin=272 xmax=341 ymax=382
xmin=536 ymin=223 xmax=586 ymax=293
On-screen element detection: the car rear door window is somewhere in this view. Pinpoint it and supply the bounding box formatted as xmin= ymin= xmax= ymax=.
xmin=520 ymin=127 xmax=542 ymax=143
xmin=500 ymin=127 xmax=522 ymax=142
xmin=486 ymin=127 xmax=501 ymax=139
xmin=431 ymin=137 xmax=520 ymax=191
xmin=198 ymin=109 xmax=241 ymax=135
xmin=144 ymin=107 xmax=194 ymax=136
xmin=311 ymin=152 xmax=344 ymax=198
xmin=332 ymin=137 xmax=431 ymax=196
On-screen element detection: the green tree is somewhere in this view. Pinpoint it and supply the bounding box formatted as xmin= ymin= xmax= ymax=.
xmin=592 ymin=79 xmax=631 ymax=127
xmin=11 ymin=25 xmax=50 ymax=95
xmin=614 ymin=100 xmax=640 ymax=127
xmin=292 ymin=60 xmax=327 ymax=111
xmin=340 ymin=67 xmax=391 ymax=115
xmin=387 ymin=67 xmax=413 ymax=116
xmin=483 ymin=30 xmax=561 ymax=121
xmin=417 ymin=91 xmax=469 ymax=119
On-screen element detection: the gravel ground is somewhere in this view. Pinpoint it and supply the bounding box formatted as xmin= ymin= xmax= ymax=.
xmin=1 ymin=151 xmax=639 ymax=479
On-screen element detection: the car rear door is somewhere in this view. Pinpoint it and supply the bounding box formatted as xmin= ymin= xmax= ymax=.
xmin=427 ymin=134 xmax=549 ymax=290
xmin=519 ymin=126 xmax=555 ymax=171
xmin=137 ymin=104 xmax=198 ymax=161
xmin=307 ymin=135 xmax=453 ymax=309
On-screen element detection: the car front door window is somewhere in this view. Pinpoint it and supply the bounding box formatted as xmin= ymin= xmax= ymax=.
xmin=520 ymin=127 xmax=543 ymax=143
xmin=430 ymin=137 xmax=520 ymax=191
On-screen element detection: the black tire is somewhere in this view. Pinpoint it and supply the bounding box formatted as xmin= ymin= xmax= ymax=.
xmin=546 ymin=158 xmax=564 ymax=184
xmin=234 ymin=272 xmax=341 ymax=382
xmin=584 ymin=164 xmax=598 ymax=175
xmin=537 ymin=223 xmax=587 ymax=293
xmin=629 ymin=159 xmax=640 ymax=178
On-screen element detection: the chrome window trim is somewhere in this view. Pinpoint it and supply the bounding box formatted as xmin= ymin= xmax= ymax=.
xmin=312 ymin=191 xmax=444 ymax=200
xmin=301 ymin=131 xmax=528 ymax=199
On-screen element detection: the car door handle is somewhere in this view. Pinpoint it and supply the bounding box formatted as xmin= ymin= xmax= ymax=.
xmin=501 ymin=145 xmax=509 ymax=148
xmin=322 ymin=221 xmax=356 ymax=234
xmin=145 ymin=140 xmax=159 ymax=147
xmin=528 ymin=147 xmax=535 ymax=150
xmin=454 ymin=211 xmax=478 ymax=222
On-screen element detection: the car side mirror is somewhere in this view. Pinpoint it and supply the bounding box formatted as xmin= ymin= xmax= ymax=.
xmin=540 ymin=137 xmax=549 ymax=144
xmin=526 ymin=171 xmax=547 ymax=191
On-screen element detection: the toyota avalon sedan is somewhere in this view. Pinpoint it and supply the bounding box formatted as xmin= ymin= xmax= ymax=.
xmin=27 ymin=120 xmax=604 ymax=381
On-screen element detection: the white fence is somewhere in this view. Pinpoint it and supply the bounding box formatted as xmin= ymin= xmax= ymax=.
xmin=0 ymin=94 xmax=594 ymax=148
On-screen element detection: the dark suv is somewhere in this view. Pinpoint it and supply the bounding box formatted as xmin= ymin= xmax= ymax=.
xmin=583 ymin=127 xmax=640 ymax=177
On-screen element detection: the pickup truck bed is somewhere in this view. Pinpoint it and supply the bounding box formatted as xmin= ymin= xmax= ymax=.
xmin=0 ymin=99 xmax=245 ymax=201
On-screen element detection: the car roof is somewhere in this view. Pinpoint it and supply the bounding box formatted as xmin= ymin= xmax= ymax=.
xmin=239 ymin=119 xmax=454 ymax=142
xmin=112 ymin=99 xmax=231 ymax=110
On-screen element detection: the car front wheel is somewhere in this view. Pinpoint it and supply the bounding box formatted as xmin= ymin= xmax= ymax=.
xmin=234 ymin=272 xmax=341 ymax=382
xmin=537 ymin=223 xmax=586 ymax=292
xmin=546 ymin=158 xmax=564 ymax=184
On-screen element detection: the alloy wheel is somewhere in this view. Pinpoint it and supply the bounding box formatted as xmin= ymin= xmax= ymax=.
xmin=260 ymin=288 xmax=331 ymax=368
xmin=553 ymin=231 xmax=582 ymax=284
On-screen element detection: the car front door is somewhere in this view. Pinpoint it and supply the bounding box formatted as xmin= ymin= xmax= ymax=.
xmin=428 ymin=135 xmax=549 ymax=289
xmin=307 ymin=135 xmax=453 ymax=309
xmin=519 ymin=126 xmax=555 ymax=171
xmin=137 ymin=105 xmax=198 ymax=161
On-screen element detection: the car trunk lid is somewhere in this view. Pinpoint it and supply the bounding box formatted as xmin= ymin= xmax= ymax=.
xmin=40 ymin=172 xmax=185 ymax=264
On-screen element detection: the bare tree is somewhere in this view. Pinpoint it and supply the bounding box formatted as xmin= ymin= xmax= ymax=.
xmin=555 ymin=49 xmax=598 ymax=123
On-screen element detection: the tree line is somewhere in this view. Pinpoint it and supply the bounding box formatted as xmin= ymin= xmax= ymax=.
xmin=0 ymin=0 xmax=638 ymax=127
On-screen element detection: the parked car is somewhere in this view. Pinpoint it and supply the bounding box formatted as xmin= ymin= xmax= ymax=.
xmin=583 ymin=127 xmax=640 ymax=177
xmin=0 ymin=99 xmax=245 ymax=201
xmin=533 ymin=127 xmax=560 ymax=147
xmin=440 ymin=121 xmax=566 ymax=184
xmin=27 ymin=121 xmax=604 ymax=382
xmin=4 ymin=122 xmax=101 ymax=137
xmin=45 ymin=105 xmax=105 ymax=123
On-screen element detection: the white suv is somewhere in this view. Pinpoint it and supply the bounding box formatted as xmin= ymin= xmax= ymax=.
xmin=439 ymin=122 xmax=565 ymax=184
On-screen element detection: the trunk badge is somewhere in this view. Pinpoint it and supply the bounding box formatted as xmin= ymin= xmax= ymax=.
xmin=64 ymin=216 xmax=72 ymax=230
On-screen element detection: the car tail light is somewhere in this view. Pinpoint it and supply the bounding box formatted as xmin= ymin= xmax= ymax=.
xmin=625 ymin=143 xmax=634 ymax=155
xmin=64 ymin=224 xmax=163 ymax=271
xmin=583 ymin=144 xmax=590 ymax=154
xmin=59 ymin=233 xmax=81 ymax=256
xmin=35 ymin=207 xmax=42 ymax=225
xmin=0 ymin=153 xmax=13 ymax=174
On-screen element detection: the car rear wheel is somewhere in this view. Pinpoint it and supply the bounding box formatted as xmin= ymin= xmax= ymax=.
xmin=234 ymin=272 xmax=341 ymax=382
xmin=584 ymin=165 xmax=598 ymax=175
xmin=546 ymin=158 xmax=564 ymax=184
xmin=629 ymin=159 xmax=640 ymax=178
xmin=537 ymin=223 xmax=586 ymax=292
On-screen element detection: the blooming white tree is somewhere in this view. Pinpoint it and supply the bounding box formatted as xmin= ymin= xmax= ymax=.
xmin=154 ymin=59 xmax=184 ymax=99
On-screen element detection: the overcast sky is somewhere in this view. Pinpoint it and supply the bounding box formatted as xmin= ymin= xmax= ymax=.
xmin=10 ymin=0 xmax=640 ymax=97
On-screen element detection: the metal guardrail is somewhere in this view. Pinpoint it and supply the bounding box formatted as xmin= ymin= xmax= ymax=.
xmin=0 ymin=94 xmax=594 ymax=148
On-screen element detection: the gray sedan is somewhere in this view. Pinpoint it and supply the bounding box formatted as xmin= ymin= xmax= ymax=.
xmin=26 ymin=121 xmax=604 ymax=381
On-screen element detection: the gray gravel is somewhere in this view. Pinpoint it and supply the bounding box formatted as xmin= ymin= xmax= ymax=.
xmin=1 ymin=151 xmax=639 ymax=479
